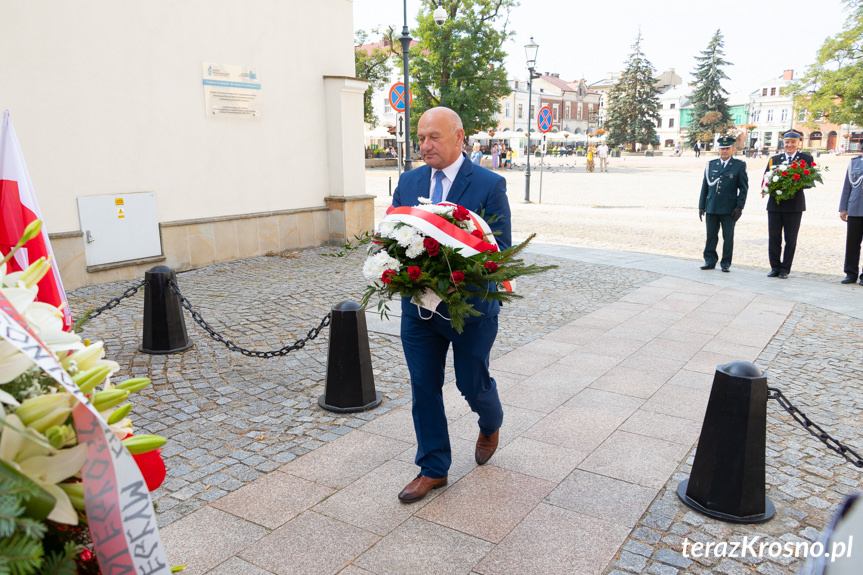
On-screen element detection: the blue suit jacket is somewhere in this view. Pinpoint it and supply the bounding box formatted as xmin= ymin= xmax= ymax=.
xmin=392 ymin=153 xmax=512 ymax=323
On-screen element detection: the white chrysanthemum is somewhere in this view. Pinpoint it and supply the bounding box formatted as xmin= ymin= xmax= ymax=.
xmin=394 ymin=225 xmax=420 ymax=248
xmin=378 ymin=221 xmax=398 ymax=238
xmin=772 ymin=176 xmax=780 ymax=182
xmin=418 ymin=197 xmax=432 ymax=204
xmin=405 ymin=236 xmax=425 ymax=258
xmin=779 ymin=164 xmax=788 ymax=171
xmin=362 ymin=251 xmax=402 ymax=281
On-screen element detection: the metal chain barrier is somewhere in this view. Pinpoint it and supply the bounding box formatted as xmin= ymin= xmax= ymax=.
xmin=768 ymin=386 xmax=863 ymax=468
xmin=82 ymin=279 xmax=149 ymax=322
xmin=169 ymin=280 xmax=331 ymax=358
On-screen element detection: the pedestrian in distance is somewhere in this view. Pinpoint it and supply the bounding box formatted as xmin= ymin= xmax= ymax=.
xmin=764 ymin=130 xmax=814 ymax=279
xmin=597 ymin=141 xmax=609 ymax=172
xmin=391 ymin=106 xmax=510 ymax=503
xmin=839 ymin=155 xmax=863 ymax=285
xmin=694 ymin=140 xmax=702 ymax=158
xmin=470 ymin=141 xmax=483 ymax=165
xmin=698 ymin=136 xmax=748 ymax=272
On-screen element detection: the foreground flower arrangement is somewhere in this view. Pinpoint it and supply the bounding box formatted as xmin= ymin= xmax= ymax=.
xmin=350 ymin=200 xmax=556 ymax=334
xmin=0 ymin=222 xmax=171 ymax=574
xmin=761 ymin=158 xmax=828 ymax=203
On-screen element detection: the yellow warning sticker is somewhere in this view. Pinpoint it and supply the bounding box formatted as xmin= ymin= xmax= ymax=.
xmin=115 ymin=198 xmax=124 ymax=206
xmin=118 ymin=208 xmax=125 ymax=219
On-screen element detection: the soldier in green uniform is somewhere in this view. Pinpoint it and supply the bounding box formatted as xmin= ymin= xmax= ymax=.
xmin=698 ymin=136 xmax=749 ymax=272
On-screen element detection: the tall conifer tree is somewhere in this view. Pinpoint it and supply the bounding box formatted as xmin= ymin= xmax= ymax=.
xmin=687 ymin=30 xmax=734 ymax=149
xmin=605 ymin=31 xmax=661 ymax=151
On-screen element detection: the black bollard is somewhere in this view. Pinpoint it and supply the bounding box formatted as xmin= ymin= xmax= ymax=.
xmin=139 ymin=266 xmax=193 ymax=354
xmin=319 ymin=301 xmax=381 ymax=413
xmin=677 ymin=361 xmax=775 ymax=523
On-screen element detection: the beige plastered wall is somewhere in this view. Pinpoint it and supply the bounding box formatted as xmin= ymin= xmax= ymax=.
xmin=1 ymin=0 xmax=372 ymax=289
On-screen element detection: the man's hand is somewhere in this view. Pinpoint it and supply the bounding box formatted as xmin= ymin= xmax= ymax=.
xmin=699 ymin=209 xmax=705 ymax=222
xmin=731 ymin=207 xmax=742 ymax=222
xmin=841 ymin=210 xmax=848 ymax=222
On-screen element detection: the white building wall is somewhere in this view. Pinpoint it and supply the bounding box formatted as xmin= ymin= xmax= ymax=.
xmin=0 ymin=0 xmax=356 ymax=233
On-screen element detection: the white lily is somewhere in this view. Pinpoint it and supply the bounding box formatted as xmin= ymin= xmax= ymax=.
xmin=0 ymin=412 xmax=87 ymax=525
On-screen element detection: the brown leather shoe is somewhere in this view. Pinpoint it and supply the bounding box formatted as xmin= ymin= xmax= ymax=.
xmin=398 ymin=475 xmax=447 ymax=503
xmin=475 ymin=429 xmax=500 ymax=465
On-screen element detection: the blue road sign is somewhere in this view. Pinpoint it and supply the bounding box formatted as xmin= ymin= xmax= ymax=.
xmin=389 ymin=83 xmax=412 ymax=112
xmin=537 ymin=106 xmax=553 ymax=133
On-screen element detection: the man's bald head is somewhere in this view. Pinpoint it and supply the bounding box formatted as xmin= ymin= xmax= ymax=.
xmin=417 ymin=107 xmax=465 ymax=170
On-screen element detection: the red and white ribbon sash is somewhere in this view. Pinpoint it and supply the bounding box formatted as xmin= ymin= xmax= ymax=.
xmin=0 ymin=293 xmax=170 ymax=575
xmin=384 ymin=205 xmax=497 ymax=256
xmin=383 ymin=203 xmax=513 ymax=292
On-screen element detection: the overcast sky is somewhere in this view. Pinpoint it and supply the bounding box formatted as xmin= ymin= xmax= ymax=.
xmin=352 ymin=0 xmax=852 ymax=95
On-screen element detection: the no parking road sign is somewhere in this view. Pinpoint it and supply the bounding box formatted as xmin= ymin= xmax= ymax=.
xmin=389 ymin=83 xmax=413 ymax=112
xmin=537 ymin=106 xmax=553 ymax=133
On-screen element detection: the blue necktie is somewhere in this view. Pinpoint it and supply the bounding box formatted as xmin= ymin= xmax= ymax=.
xmin=432 ymin=171 xmax=445 ymax=204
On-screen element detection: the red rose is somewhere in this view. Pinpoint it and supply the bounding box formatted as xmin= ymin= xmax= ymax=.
xmin=451 ymin=271 xmax=465 ymax=283
xmin=803 ymin=169 xmax=810 ymax=175
xmin=484 ymin=261 xmax=498 ymax=272
xmin=408 ymin=266 xmax=422 ymax=281
xmin=792 ymin=174 xmax=801 ymax=181
xmin=423 ymin=237 xmax=440 ymax=256
xmin=811 ymin=162 xmax=817 ymax=167
xmin=471 ymin=229 xmax=485 ymax=240
xmin=452 ymin=205 xmax=470 ymax=221
xmin=798 ymin=160 xmax=807 ymax=167
xmin=381 ymin=270 xmax=396 ymax=283
xmin=790 ymin=162 xmax=797 ymax=168
xmin=781 ymin=171 xmax=788 ymax=176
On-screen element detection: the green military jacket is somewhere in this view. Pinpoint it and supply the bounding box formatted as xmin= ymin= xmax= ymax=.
xmin=698 ymin=157 xmax=749 ymax=215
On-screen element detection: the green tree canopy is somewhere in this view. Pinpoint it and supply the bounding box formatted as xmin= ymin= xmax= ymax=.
xmin=687 ymin=29 xmax=735 ymax=148
xmin=390 ymin=0 xmax=515 ymax=138
xmin=354 ymin=30 xmax=393 ymax=126
xmin=605 ymin=31 xmax=661 ymax=151
xmin=788 ymin=0 xmax=863 ymax=126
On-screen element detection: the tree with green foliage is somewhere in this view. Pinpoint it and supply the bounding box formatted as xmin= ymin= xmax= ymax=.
xmin=387 ymin=0 xmax=515 ymax=138
xmin=354 ymin=30 xmax=393 ymax=127
xmin=605 ymin=31 xmax=661 ymax=151
xmin=687 ymin=30 xmax=735 ymax=149
xmin=788 ymin=0 xmax=863 ymax=127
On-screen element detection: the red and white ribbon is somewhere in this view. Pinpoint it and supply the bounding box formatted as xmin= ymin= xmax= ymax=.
xmin=384 ymin=204 xmax=497 ymax=256
xmin=0 ymin=293 xmax=170 ymax=575
xmin=384 ymin=203 xmax=512 ymax=292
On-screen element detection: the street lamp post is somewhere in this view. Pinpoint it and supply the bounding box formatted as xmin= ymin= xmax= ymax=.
xmin=524 ymin=37 xmax=539 ymax=203
xmin=400 ymin=1 xmax=448 ymax=172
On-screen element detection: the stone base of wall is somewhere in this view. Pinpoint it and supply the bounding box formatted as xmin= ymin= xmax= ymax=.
xmin=50 ymin=200 xmax=375 ymax=290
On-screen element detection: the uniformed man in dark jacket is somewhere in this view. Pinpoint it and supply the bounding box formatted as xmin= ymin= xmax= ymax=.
xmin=764 ymin=130 xmax=814 ymax=279
xmin=699 ymin=136 xmax=748 ymax=272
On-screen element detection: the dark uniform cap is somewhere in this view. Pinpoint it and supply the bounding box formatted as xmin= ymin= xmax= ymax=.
xmin=782 ymin=130 xmax=803 ymax=140
xmin=717 ymin=136 xmax=736 ymax=148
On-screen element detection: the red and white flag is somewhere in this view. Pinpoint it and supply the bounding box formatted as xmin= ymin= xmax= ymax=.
xmin=0 ymin=109 xmax=72 ymax=330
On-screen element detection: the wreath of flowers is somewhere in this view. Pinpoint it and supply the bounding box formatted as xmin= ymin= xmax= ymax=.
xmin=344 ymin=200 xmax=555 ymax=334
xmin=0 ymin=221 xmax=173 ymax=574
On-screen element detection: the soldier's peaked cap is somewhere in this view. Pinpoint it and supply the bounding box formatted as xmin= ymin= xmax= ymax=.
xmin=717 ymin=136 xmax=735 ymax=148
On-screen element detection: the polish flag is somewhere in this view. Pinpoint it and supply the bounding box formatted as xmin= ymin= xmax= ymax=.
xmin=0 ymin=110 xmax=72 ymax=330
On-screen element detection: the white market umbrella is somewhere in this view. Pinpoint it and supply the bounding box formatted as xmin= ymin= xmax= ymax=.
xmin=470 ymin=131 xmax=491 ymax=141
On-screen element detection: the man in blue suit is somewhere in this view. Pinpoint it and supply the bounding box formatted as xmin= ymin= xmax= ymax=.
xmin=392 ymin=107 xmax=512 ymax=503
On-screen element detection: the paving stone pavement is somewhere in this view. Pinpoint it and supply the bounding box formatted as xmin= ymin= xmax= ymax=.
xmin=67 ymin=247 xmax=659 ymax=528
xmin=67 ymin=243 xmax=863 ymax=574
xmin=605 ymin=302 xmax=863 ymax=575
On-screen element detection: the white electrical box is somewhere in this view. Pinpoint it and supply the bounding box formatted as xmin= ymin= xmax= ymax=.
xmin=77 ymin=192 xmax=162 ymax=267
